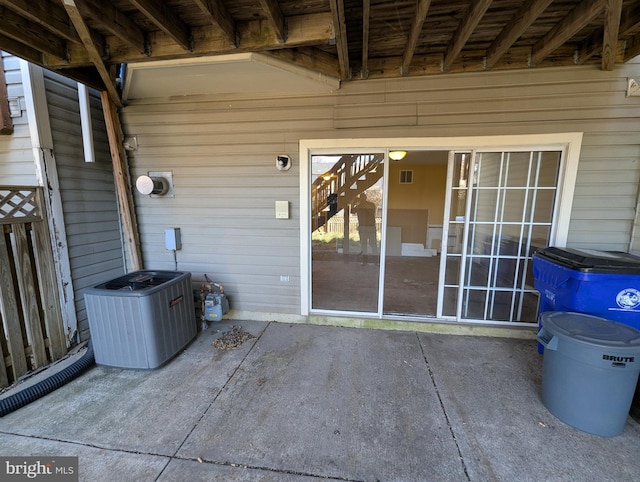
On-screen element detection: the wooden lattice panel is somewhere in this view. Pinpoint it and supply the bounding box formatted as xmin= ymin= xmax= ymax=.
xmin=0 ymin=188 xmax=41 ymax=224
xmin=0 ymin=187 xmax=66 ymax=387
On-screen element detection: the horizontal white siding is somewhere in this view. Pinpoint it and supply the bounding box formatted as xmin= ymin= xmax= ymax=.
xmin=121 ymin=63 xmax=640 ymax=315
xmin=0 ymin=53 xmax=36 ymax=185
xmin=44 ymin=71 xmax=124 ymax=341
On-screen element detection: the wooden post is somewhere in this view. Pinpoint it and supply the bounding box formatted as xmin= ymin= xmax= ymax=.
xmin=100 ymin=91 xmax=142 ymax=271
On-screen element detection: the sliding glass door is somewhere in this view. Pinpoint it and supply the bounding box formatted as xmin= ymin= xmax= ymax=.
xmin=310 ymin=153 xmax=384 ymax=313
xmin=303 ymin=135 xmax=579 ymax=325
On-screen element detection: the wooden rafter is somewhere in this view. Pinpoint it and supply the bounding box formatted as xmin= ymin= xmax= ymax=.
xmin=0 ymin=6 xmax=67 ymax=59
xmin=264 ymin=47 xmax=341 ymax=80
xmin=485 ymin=0 xmax=554 ymax=69
xmin=44 ymin=12 xmax=333 ymax=69
xmin=259 ymin=0 xmax=286 ymax=44
xmin=362 ymin=0 xmax=370 ymax=79
xmin=101 ymin=91 xmax=142 ymax=271
xmin=601 ymin=0 xmax=623 ymax=70
xmin=329 ymin=0 xmax=350 ymax=80
xmin=578 ymin=0 xmax=639 ymax=64
xmin=443 ymin=0 xmax=493 ymax=72
xmin=622 ymin=3 xmax=640 ymax=61
xmin=0 ymin=0 xmax=80 ymax=44
xmin=71 ymin=0 xmax=147 ymax=55
xmin=0 ymin=32 xmax=43 ymax=65
xmin=192 ymin=0 xmax=237 ymax=47
xmin=0 ymin=0 xmax=637 ymax=90
xmin=62 ymin=0 xmax=121 ymax=106
xmin=530 ymin=0 xmax=605 ymax=66
xmin=401 ymin=0 xmax=431 ymax=76
xmin=128 ymin=0 xmax=191 ymax=51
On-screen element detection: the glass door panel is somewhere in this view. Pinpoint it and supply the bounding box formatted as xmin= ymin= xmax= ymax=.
xmin=459 ymin=150 xmax=561 ymax=322
xmin=383 ymin=151 xmax=448 ymax=317
xmin=310 ymin=153 xmax=384 ymax=313
xmin=440 ymin=152 xmax=470 ymax=317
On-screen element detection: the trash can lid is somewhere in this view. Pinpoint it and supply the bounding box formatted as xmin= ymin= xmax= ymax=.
xmin=540 ymin=312 xmax=640 ymax=348
xmin=534 ymin=247 xmax=640 ymax=273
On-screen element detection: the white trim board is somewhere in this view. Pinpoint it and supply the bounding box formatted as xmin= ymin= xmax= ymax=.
xmin=20 ymin=60 xmax=77 ymax=344
xmin=299 ymin=133 xmax=583 ymax=319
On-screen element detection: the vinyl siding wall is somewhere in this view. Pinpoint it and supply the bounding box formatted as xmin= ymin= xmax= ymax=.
xmin=121 ymin=63 xmax=640 ymax=317
xmin=0 ymin=53 xmax=36 ymax=185
xmin=43 ymin=71 xmax=124 ymax=341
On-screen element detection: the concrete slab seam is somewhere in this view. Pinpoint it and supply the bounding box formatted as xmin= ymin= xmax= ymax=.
xmin=158 ymin=321 xmax=273 ymax=479
xmin=0 ymin=430 xmax=172 ymax=460
xmin=162 ymin=456 xmax=366 ymax=482
xmin=415 ymin=332 xmax=471 ymax=482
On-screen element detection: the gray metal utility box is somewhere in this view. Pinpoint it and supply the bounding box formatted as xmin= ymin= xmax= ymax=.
xmin=85 ymin=270 xmax=196 ymax=369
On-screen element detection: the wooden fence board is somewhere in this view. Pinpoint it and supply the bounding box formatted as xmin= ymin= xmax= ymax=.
xmin=32 ymin=190 xmax=66 ymax=360
xmin=13 ymin=223 xmax=48 ymax=368
xmin=0 ymin=187 xmax=67 ymax=386
xmin=0 ymin=231 xmax=28 ymax=380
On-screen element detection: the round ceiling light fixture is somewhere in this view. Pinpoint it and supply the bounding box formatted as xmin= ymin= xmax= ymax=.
xmin=389 ymin=150 xmax=407 ymax=161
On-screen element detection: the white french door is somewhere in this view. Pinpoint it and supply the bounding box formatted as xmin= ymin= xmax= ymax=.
xmin=439 ymin=150 xmax=563 ymax=323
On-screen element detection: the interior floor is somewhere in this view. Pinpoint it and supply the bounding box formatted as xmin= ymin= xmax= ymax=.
xmin=312 ymin=253 xmax=539 ymax=322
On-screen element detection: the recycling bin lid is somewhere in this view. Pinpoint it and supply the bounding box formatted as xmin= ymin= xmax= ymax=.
xmin=534 ymin=247 xmax=640 ymax=274
xmin=540 ymin=311 xmax=640 ymax=349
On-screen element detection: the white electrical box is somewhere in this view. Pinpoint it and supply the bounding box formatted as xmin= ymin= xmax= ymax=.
xmin=275 ymin=201 xmax=289 ymax=219
xmin=165 ymin=228 xmax=181 ymax=250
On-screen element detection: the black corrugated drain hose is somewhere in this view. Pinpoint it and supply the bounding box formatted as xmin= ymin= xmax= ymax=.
xmin=0 ymin=341 xmax=95 ymax=417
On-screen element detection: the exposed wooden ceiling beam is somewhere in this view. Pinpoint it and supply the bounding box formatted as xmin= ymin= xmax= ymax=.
xmin=401 ymin=0 xmax=431 ymax=76
xmin=44 ymin=12 xmax=333 ymax=69
xmin=362 ymin=0 xmax=370 ymax=79
xmin=62 ymin=0 xmax=121 ymax=106
xmin=128 ymin=0 xmax=191 ymax=51
xmin=192 ymin=0 xmax=237 ymax=47
xmin=73 ymin=0 xmax=147 ymax=55
xmin=485 ymin=0 xmax=554 ymax=69
xmin=258 ymin=0 xmax=286 ymax=44
xmin=601 ymin=0 xmax=623 ymax=70
xmin=0 ymin=0 xmax=80 ymax=44
xmin=264 ymin=47 xmax=341 ymax=79
xmin=0 ymin=32 xmax=42 ymax=65
xmin=0 ymin=6 xmax=67 ymax=59
xmin=443 ymin=0 xmax=493 ymax=72
xmin=530 ymin=0 xmax=605 ymax=66
xmin=329 ymin=0 xmax=350 ymax=80
xmin=578 ymin=0 xmax=640 ymax=63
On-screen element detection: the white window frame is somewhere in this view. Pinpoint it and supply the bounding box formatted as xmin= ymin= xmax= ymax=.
xmin=299 ymin=133 xmax=583 ymax=318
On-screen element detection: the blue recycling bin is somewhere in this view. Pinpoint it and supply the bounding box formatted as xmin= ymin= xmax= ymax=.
xmin=533 ymin=247 xmax=640 ymax=353
xmin=533 ymin=247 xmax=640 ymax=327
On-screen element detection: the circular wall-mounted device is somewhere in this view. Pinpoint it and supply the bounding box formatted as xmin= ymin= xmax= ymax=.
xmin=136 ymin=175 xmax=169 ymax=196
xmin=276 ymin=155 xmax=292 ymax=171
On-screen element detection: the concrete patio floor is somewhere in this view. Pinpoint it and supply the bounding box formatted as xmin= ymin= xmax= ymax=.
xmin=0 ymin=320 xmax=639 ymax=481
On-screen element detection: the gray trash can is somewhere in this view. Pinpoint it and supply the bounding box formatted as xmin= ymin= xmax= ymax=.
xmin=538 ymin=311 xmax=640 ymax=436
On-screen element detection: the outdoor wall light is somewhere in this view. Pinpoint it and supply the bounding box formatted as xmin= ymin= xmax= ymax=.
xmin=389 ymin=150 xmax=407 ymax=161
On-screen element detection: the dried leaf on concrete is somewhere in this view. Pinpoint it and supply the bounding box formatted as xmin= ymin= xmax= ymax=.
xmin=212 ymin=326 xmax=256 ymax=350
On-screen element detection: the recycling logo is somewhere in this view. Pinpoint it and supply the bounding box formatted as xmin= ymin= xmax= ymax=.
xmin=615 ymin=288 xmax=640 ymax=310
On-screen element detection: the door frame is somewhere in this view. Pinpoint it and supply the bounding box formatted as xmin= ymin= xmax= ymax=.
xmin=300 ymin=133 xmax=583 ymax=321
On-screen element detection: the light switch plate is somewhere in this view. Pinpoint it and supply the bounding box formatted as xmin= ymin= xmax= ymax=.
xmin=275 ymin=201 xmax=289 ymax=219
